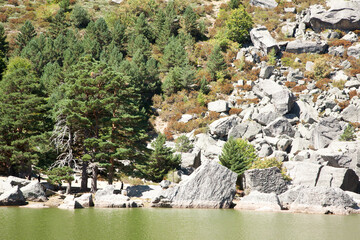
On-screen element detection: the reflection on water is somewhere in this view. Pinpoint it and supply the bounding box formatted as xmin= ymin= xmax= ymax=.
xmin=0 ymin=207 xmax=359 ymax=240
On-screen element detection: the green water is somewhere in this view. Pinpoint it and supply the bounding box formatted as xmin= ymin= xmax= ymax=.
xmin=1 ymin=208 xmax=360 ymax=240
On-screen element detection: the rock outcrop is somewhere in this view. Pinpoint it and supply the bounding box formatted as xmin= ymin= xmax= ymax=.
xmin=0 ymin=186 xmax=26 ymax=206
xmin=20 ymin=182 xmax=47 ymax=202
xmin=94 ymin=185 xmax=141 ymax=208
xmin=311 ymin=117 xmax=344 ymax=149
xmin=244 ymin=167 xmax=288 ymax=195
xmin=250 ymin=0 xmax=278 ymax=9
xmin=153 ymin=161 xmax=237 ymax=208
xmin=209 ymin=115 xmax=240 ymax=139
xmin=285 ymin=40 xmax=328 ymax=54
xmin=250 ymin=26 xmax=279 ymax=54
xmin=235 ymin=191 xmax=282 ymax=211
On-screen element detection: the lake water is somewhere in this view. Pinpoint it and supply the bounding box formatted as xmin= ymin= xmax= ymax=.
xmin=1 ymin=207 xmax=360 ymax=240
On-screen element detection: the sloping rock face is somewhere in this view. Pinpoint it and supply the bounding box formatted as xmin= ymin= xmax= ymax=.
xmin=75 ymin=193 xmax=94 ymax=208
xmin=311 ymin=116 xmax=344 ymax=149
xmin=283 ymin=161 xmax=359 ymax=192
xmin=209 ymin=116 xmax=241 ymax=139
xmin=6 ymin=176 xmax=31 ymax=188
xmin=208 ymin=100 xmax=229 ymax=113
xmin=285 ymin=40 xmax=328 ymax=54
xmin=289 ymin=187 xmax=358 ymax=215
xmin=0 ymin=186 xmax=26 ymax=206
xmin=235 ymin=191 xmax=282 ymax=211
xmin=228 ymin=120 xmax=262 ymax=141
xmin=244 ymin=167 xmax=288 ymax=194
xmin=250 ymin=27 xmax=279 ymax=54
xmin=20 ymin=182 xmax=47 ymax=202
xmin=154 ymin=162 xmax=237 ymax=208
xmin=307 ymin=4 xmax=360 ymax=32
xmin=263 ymin=117 xmax=295 ymax=137
xmin=250 ymin=0 xmax=278 ymax=8
xmin=254 ymin=80 xmax=296 ymax=115
xmin=341 ymin=104 xmax=360 ymax=122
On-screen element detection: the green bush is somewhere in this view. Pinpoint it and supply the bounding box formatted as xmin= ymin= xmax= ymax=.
xmin=219 ymin=137 xmax=257 ymax=176
xmin=313 ymin=58 xmax=330 ymax=80
xmin=250 ymin=158 xmax=291 ymax=181
xmin=175 ymin=135 xmax=194 ymax=153
xmin=70 ymin=5 xmax=90 ymax=28
xmin=339 ymin=125 xmax=356 ymax=141
xmin=225 ymin=6 xmax=253 ymax=44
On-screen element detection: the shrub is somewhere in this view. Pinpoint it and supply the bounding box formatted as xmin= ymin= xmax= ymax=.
xmin=70 ymin=5 xmax=90 ymax=28
xmin=229 ymin=108 xmax=242 ymax=115
xmin=339 ymin=125 xmax=356 ymax=141
xmin=229 ymin=0 xmax=241 ymax=9
xmin=250 ymin=158 xmax=291 ymax=181
xmin=0 ymin=13 xmax=7 ymax=23
xmin=219 ymin=138 xmax=257 ymax=177
xmin=225 ymin=6 xmax=253 ymax=44
xmin=267 ymin=48 xmax=277 ymax=66
xmin=175 ymin=135 xmax=193 ymax=153
xmin=332 ymin=80 xmax=347 ymax=90
xmin=313 ymin=58 xmax=331 ymax=80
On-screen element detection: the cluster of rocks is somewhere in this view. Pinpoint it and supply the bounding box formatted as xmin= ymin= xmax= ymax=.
xmin=163 ymin=0 xmax=360 ymax=214
xmin=0 ymin=176 xmax=47 ymax=206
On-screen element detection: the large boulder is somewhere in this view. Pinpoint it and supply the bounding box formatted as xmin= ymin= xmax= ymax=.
xmin=20 ymin=182 xmax=47 ymax=202
xmin=58 ymin=195 xmax=84 ymax=209
xmin=0 ymin=186 xmax=26 ymax=206
xmin=341 ymin=104 xmax=360 ymax=122
xmin=289 ymin=187 xmax=358 ymax=215
xmin=228 ymin=120 xmax=262 ymax=141
xmin=263 ymin=117 xmax=295 ymax=138
xmin=6 ymin=176 xmax=31 ymax=188
xmin=250 ymin=0 xmax=278 ymax=8
xmin=283 ymin=161 xmax=359 ymax=192
xmin=307 ymin=4 xmax=360 ymax=32
xmin=235 ymin=191 xmax=282 ymax=211
xmin=244 ymin=167 xmax=288 ymax=194
xmin=291 ymin=101 xmax=319 ymax=124
xmin=194 ymin=133 xmax=223 ymax=161
xmin=254 ymin=80 xmax=296 ymax=115
xmin=94 ymin=185 xmax=140 ymax=208
xmin=285 ymin=40 xmax=328 ymax=54
xmin=209 ymin=115 xmax=240 ymax=139
xmin=347 ymin=43 xmax=360 ymax=59
xmin=180 ymin=148 xmax=201 ymax=169
xmin=208 ymin=100 xmax=229 ymax=113
xmin=75 ymin=193 xmax=94 ymax=208
xmin=250 ymin=26 xmax=279 ymax=54
xmin=311 ymin=116 xmax=344 ymax=149
xmin=154 ymin=161 xmax=237 ymax=208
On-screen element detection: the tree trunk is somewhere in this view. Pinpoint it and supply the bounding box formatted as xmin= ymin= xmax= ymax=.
xmin=91 ymin=165 xmax=98 ymax=193
xmin=81 ymin=161 xmax=88 ymax=191
xmin=108 ymin=159 xmax=114 ymax=185
xmin=66 ymin=182 xmax=71 ymax=194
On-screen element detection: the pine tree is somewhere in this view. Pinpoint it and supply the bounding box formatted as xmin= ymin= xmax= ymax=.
xmin=140 ymin=134 xmax=180 ymax=182
xmin=226 ymin=6 xmax=253 ymax=44
xmin=219 ymin=137 xmax=257 ymax=177
xmin=127 ymin=34 xmax=151 ymax=57
xmin=112 ymin=20 xmax=127 ymax=50
xmin=161 ymin=36 xmax=188 ymax=71
xmin=0 ymin=58 xmax=49 ymax=177
xmin=0 ymin=23 xmax=8 ymax=57
xmin=86 ymin=18 xmax=111 ymax=47
xmin=16 ymin=20 xmax=36 ymax=51
xmin=70 ymin=5 xmax=90 ymax=29
xmin=47 ymin=167 xmax=74 ymax=194
xmin=180 ymin=6 xmax=198 ymax=37
xmin=49 ymin=9 xmax=69 ymax=38
xmin=162 ymin=65 xmax=195 ymax=96
xmin=134 ymin=13 xmax=153 ymax=42
xmin=207 ymin=44 xmax=226 ymax=80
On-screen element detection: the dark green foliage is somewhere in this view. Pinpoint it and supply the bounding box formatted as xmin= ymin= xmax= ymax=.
xmin=339 ymin=125 xmax=356 ymax=141
xmin=207 ymin=45 xmax=226 ymax=80
xmin=47 ymin=166 xmax=74 ymax=193
xmin=0 ymin=58 xmax=50 ymax=176
xmin=229 ymin=0 xmax=241 ymax=9
xmin=86 ymin=18 xmax=111 ymax=47
xmin=49 ymin=9 xmax=69 ymax=38
xmin=161 ymin=36 xmax=188 ymax=71
xmin=112 ymin=20 xmax=127 ymax=49
xmin=162 ymin=65 xmax=195 ymax=96
xmin=140 ymin=134 xmax=181 ymax=182
xmin=180 ymin=6 xmax=198 ymax=37
xmin=53 ymin=57 xmax=149 ymax=184
xmin=0 ymin=23 xmax=8 ymax=57
xmin=199 ymin=77 xmax=210 ymax=94
xmin=175 ymin=135 xmax=193 ymax=153
xmin=134 ymin=13 xmax=154 ymax=42
xmin=59 ymin=0 xmax=70 ymax=12
xmin=128 ymin=34 xmax=151 ymax=57
xmin=219 ymin=138 xmax=257 ymax=176
xmin=226 ymin=7 xmax=253 ymax=43
xmin=16 ymin=21 xmax=36 ymax=51
xmin=71 ymin=6 xmax=90 ymax=29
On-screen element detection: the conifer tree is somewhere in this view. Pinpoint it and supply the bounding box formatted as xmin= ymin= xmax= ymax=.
xmin=70 ymin=5 xmax=90 ymax=29
xmin=180 ymin=6 xmax=198 ymax=37
xmin=49 ymin=9 xmax=69 ymax=39
xmin=0 ymin=58 xmax=49 ymax=176
xmin=140 ymin=134 xmax=180 ymax=182
xmin=161 ymin=36 xmax=188 ymax=71
xmin=112 ymin=20 xmax=127 ymax=50
xmin=16 ymin=21 xmax=36 ymax=51
xmin=219 ymin=138 xmax=257 ymax=177
xmin=207 ymin=44 xmax=226 ymax=80
xmin=0 ymin=23 xmax=8 ymax=57
xmin=134 ymin=13 xmax=153 ymax=42
xmin=127 ymin=34 xmax=151 ymax=57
